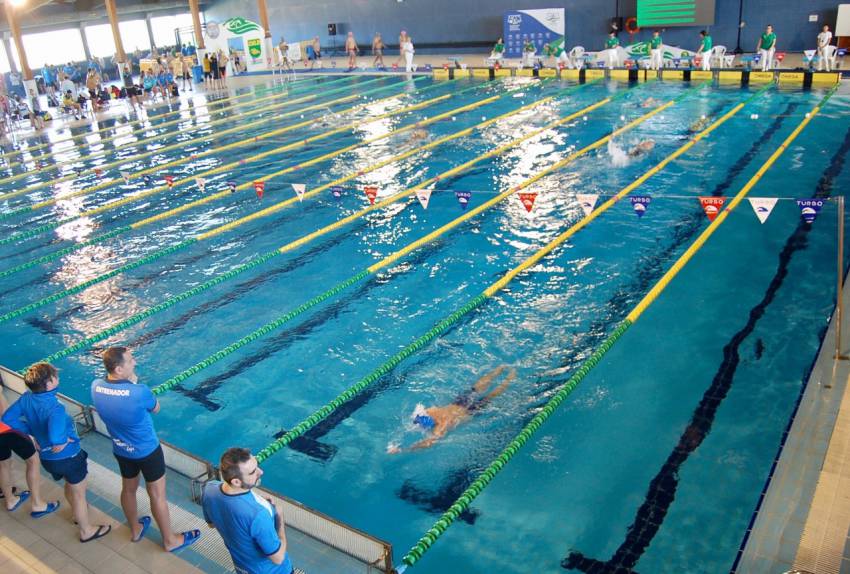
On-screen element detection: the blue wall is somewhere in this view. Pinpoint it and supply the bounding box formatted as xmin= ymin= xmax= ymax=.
xmin=205 ymin=0 xmax=840 ymax=53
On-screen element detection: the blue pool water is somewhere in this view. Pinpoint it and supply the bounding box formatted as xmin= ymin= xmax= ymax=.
xmin=0 ymin=75 xmax=848 ymax=573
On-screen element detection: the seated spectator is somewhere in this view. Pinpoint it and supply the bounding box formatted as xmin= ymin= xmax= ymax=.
xmin=27 ymin=89 xmax=46 ymax=130
xmin=62 ymin=90 xmax=83 ymax=120
xmin=59 ymin=74 xmax=76 ymax=100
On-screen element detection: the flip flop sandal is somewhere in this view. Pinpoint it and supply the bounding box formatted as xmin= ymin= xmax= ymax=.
xmin=80 ymin=524 xmax=112 ymax=543
xmin=6 ymin=490 xmax=30 ymax=512
xmin=131 ymin=516 xmax=151 ymax=543
xmin=30 ymin=500 xmax=60 ymax=518
xmin=168 ymin=529 xmax=201 ymax=552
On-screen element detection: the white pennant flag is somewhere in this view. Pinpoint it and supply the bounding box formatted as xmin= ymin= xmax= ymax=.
xmin=416 ymin=188 xmax=432 ymax=210
xmin=576 ymin=193 xmax=599 ymax=216
xmin=195 ymin=177 xmax=206 ymax=192
xmin=804 ymin=49 xmax=816 ymax=62
xmin=291 ymin=183 xmax=306 ymax=201
xmin=748 ymin=197 xmax=778 ymax=224
xmin=120 ymin=170 xmax=131 ymax=184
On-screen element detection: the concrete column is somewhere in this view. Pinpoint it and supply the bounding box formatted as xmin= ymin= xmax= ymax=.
xmin=188 ymin=0 xmax=205 ymax=49
xmin=145 ymin=13 xmax=156 ymax=52
xmin=4 ymin=1 xmax=31 ymax=80
xmin=2 ymin=36 xmax=18 ymax=74
xmin=80 ymin=23 xmax=92 ymax=62
xmin=104 ymin=0 xmax=127 ymax=64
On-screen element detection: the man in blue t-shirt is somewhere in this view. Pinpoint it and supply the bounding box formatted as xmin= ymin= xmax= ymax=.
xmin=203 ymin=448 xmax=293 ymax=574
xmin=3 ymin=362 xmax=110 ymax=543
xmin=91 ymin=347 xmax=200 ymax=551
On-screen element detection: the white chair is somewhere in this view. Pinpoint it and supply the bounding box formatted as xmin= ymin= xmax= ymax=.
xmin=711 ymin=45 xmax=727 ymax=68
xmin=569 ymin=46 xmax=585 ymax=69
xmin=485 ymin=52 xmax=504 ymax=66
xmin=820 ymin=45 xmax=837 ymax=71
xmin=523 ymin=50 xmax=537 ymax=68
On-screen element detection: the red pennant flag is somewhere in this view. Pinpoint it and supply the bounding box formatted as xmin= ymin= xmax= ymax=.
xmin=253 ymin=181 xmax=266 ymax=199
xmin=364 ymin=186 xmax=378 ymax=205
xmin=518 ymin=192 xmax=538 ymax=213
xmin=94 ymin=167 xmax=103 ymax=177
xmin=164 ymin=175 xmax=174 ymax=188
xmin=699 ymin=196 xmax=726 ymax=222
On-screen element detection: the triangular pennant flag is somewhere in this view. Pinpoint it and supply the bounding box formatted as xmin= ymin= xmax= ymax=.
xmin=518 ymin=192 xmax=537 ymax=213
xmin=331 ymin=186 xmax=343 ymax=198
xmin=120 ymin=170 xmax=131 ymax=184
xmin=164 ymin=175 xmax=174 ymax=188
xmin=797 ymin=198 xmax=824 ymax=224
xmin=364 ymin=186 xmax=378 ymax=205
xmin=804 ymin=49 xmax=816 ymax=61
xmin=455 ymin=191 xmax=471 ymax=210
xmin=227 ymin=181 xmax=237 ymax=193
xmin=94 ymin=167 xmax=104 ymax=177
xmin=195 ymin=177 xmax=206 ymax=192
xmin=631 ymin=195 xmax=651 ymax=218
xmin=748 ymin=198 xmax=778 ymax=224
xmin=253 ymin=181 xmax=266 ymax=199
xmin=576 ymin=193 xmax=598 ymax=216
xmin=699 ymin=196 xmax=726 ymax=222
xmin=291 ymin=183 xmax=306 ymax=201
xmin=36 ymin=161 xmax=43 ymax=171
xmin=143 ymin=175 xmax=153 ymax=185
xmin=416 ymin=188 xmax=432 ymax=210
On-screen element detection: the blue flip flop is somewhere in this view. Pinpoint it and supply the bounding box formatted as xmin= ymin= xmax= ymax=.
xmin=168 ymin=529 xmax=201 ymax=553
xmin=30 ymin=500 xmax=60 ymax=518
xmin=132 ymin=516 xmax=151 ymax=543
xmin=6 ymin=490 xmax=30 ymax=512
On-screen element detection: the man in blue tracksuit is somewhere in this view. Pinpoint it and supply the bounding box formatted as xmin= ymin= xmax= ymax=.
xmin=3 ymin=362 xmax=111 ymax=543
xmin=91 ymin=346 xmax=200 ymax=551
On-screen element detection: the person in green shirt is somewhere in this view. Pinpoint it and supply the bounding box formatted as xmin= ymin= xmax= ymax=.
xmin=489 ymin=37 xmax=505 ymax=63
xmin=649 ymin=30 xmax=663 ymax=70
xmin=697 ymin=30 xmax=713 ymax=71
xmin=605 ymin=32 xmax=620 ymax=68
xmin=758 ymin=25 xmax=777 ymax=71
xmin=522 ymin=38 xmax=536 ymax=66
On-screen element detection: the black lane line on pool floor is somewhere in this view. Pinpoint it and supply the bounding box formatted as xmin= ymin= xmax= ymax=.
xmin=385 ymin=101 xmax=799 ymax=531
xmin=562 ymin=119 xmax=850 ymax=574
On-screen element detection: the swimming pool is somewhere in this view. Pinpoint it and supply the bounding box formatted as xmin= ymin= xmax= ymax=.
xmin=0 ymin=75 xmax=847 ymax=573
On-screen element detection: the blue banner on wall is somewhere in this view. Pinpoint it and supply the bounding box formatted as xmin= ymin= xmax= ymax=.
xmin=503 ymin=8 xmax=566 ymax=58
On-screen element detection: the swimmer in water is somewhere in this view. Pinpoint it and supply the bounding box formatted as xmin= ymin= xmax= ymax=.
xmin=641 ymin=97 xmax=661 ymax=108
xmin=629 ymin=139 xmax=655 ymax=157
xmin=688 ymin=116 xmax=711 ymax=133
xmin=407 ymin=128 xmax=428 ymax=143
xmin=388 ymin=365 xmax=515 ymax=453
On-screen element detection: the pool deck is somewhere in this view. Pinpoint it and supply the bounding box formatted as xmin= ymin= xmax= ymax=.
xmin=735 ymin=265 xmax=850 ymax=573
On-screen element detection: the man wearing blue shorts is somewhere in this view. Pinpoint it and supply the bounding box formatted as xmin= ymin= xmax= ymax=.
xmin=203 ymin=447 xmax=294 ymax=574
xmin=3 ymin=362 xmax=110 ymax=542
xmin=92 ymin=346 xmax=200 ymax=551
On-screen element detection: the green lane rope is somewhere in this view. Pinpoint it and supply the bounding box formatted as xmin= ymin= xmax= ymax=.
xmin=397 ymin=88 xmax=834 ymax=570
xmin=0 ymin=79 xmax=523 ymax=321
xmin=26 ymin=81 xmax=613 ymax=367
xmin=0 ymin=77 xmax=433 ymax=238
xmin=0 ymin=76 xmax=405 ymax=212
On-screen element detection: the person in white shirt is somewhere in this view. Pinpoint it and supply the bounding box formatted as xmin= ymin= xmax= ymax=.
xmin=817 ymin=25 xmax=833 ymax=71
xmin=59 ymin=74 xmax=76 ymax=100
xmin=403 ymin=35 xmax=415 ymax=72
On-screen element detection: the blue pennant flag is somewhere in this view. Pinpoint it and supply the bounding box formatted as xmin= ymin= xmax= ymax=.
xmin=227 ymin=181 xmax=237 ymax=193
xmin=331 ymin=186 xmax=343 ymax=198
xmin=455 ymin=191 xmax=471 ymax=210
xmin=797 ymin=198 xmax=824 ymax=224
xmin=143 ymin=175 xmax=153 ymax=185
xmin=631 ymin=195 xmax=651 ymax=218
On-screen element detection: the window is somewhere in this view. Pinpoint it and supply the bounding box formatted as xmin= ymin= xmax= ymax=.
xmin=85 ymin=24 xmax=117 ymax=58
xmin=119 ymin=19 xmax=151 ymax=53
xmin=22 ymin=29 xmax=86 ymax=67
xmin=150 ymin=13 xmax=195 ymax=49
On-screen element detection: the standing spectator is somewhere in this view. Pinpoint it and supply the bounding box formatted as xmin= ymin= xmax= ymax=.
xmin=372 ymin=33 xmax=385 ymax=69
xmin=218 ymin=50 xmax=228 ymax=86
xmin=122 ymin=63 xmax=140 ymax=111
xmin=181 ymin=55 xmax=193 ymax=91
xmin=91 ymin=347 xmax=201 ymax=550
xmin=345 ymin=31 xmax=359 ymax=70
xmin=210 ymin=51 xmax=221 ymax=89
xmin=402 ymin=34 xmax=416 ymax=72
xmin=758 ymin=25 xmax=777 ymax=71
xmin=697 ymin=30 xmax=712 ymax=71
xmin=41 ymin=63 xmax=55 ymax=96
xmin=85 ymin=68 xmax=101 ymax=111
xmin=649 ymin=30 xmax=664 ymax=70
xmin=309 ymin=36 xmax=322 ymax=70
xmin=396 ymin=30 xmax=409 ymax=67
xmin=0 ymin=390 xmax=58 ymax=516
xmin=2 ymin=363 xmax=111 ymax=543
xmin=522 ymin=38 xmax=537 ymax=67
xmin=203 ymin=447 xmax=293 ymax=574
xmin=605 ymin=31 xmax=620 ymax=69
xmin=203 ymin=53 xmax=212 ymax=88
xmin=817 ymin=24 xmax=833 ymax=71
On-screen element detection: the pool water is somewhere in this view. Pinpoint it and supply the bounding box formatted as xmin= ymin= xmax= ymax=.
xmin=0 ymin=75 xmax=848 ymax=573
